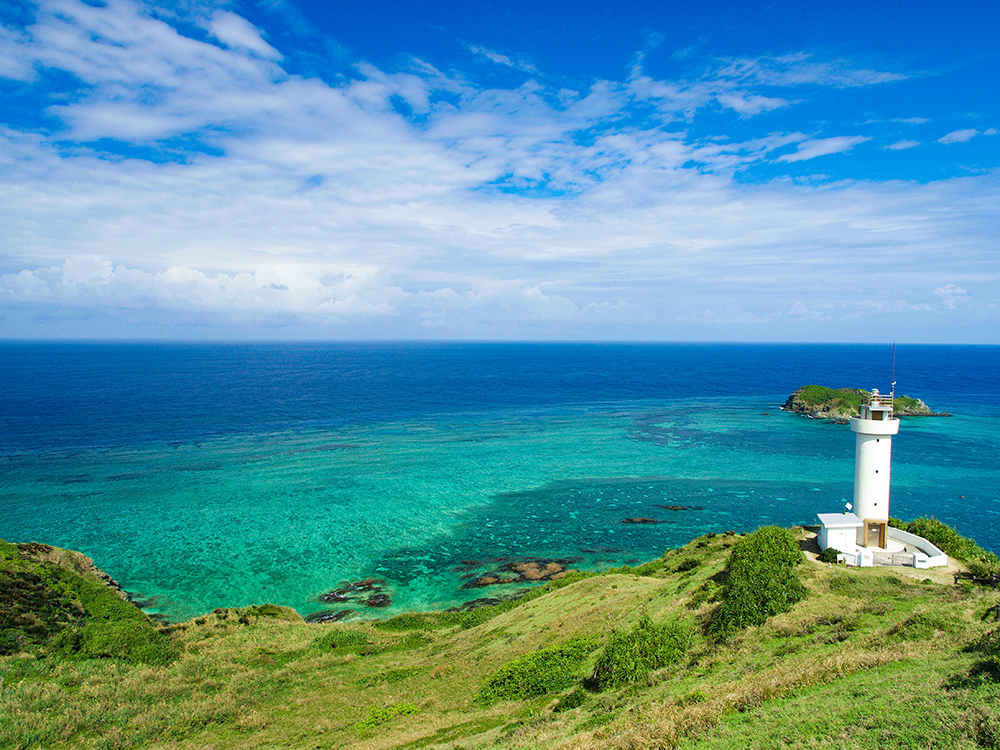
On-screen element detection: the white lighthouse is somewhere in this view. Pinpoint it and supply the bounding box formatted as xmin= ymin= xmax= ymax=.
xmin=817 ymin=373 xmax=949 ymax=569
xmin=850 ymin=389 xmax=898 ymax=548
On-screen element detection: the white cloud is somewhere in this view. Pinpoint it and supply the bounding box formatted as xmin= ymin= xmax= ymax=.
xmin=0 ymin=25 xmax=37 ymax=81
xmin=775 ymin=136 xmax=870 ymax=162
xmin=938 ymin=129 xmax=978 ymax=144
xmin=208 ymin=11 xmax=281 ymax=59
xmin=715 ymin=53 xmax=906 ymax=88
xmin=933 ymin=284 xmax=968 ymax=309
xmin=467 ymin=45 xmax=538 ymax=74
xmin=885 ymin=139 xmax=920 ymax=150
xmin=715 ymin=92 xmax=788 ymax=116
xmin=0 ymin=0 xmax=997 ymax=341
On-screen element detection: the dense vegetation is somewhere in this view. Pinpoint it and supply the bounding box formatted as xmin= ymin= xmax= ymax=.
xmin=2 ymin=525 xmax=998 ymax=750
xmin=0 ymin=540 xmax=177 ymax=664
xmin=709 ymin=525 xmax=806 ymax=635
xmin=785 ymin=386 xmax=940 ymax=421
xmin=795 ymin=385 xmax=867 ymax=411
xmin=890 ymin=516 xmax=1000 ymax=576
xmin=591 ymin=616 xmax=689 ymax=690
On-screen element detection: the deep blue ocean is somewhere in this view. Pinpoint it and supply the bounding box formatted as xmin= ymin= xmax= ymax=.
xmin=1 ymin=342 xmax=997 ymax=622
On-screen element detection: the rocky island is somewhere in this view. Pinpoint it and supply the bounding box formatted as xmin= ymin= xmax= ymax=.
xmin=782 ymin=385 xmax=951 ymax=423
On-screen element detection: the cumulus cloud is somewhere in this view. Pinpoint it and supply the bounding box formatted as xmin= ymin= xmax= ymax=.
xmin=0 ymin=0 xmax=997 ymax=340
xmin=934 ymin=284 xmax=968 ymax=309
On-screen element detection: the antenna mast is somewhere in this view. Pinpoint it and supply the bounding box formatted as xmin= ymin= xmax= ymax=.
xmin=890 ymin=342 xmax=896 ymax=401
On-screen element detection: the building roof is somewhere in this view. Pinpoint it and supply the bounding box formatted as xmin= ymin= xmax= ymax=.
xmin=817 ymin=512 xmax=863 ymax=528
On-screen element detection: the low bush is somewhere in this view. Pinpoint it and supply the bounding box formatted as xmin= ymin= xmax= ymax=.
xmin=887 ymin=610 xmax=960 ymax=642
xmin=355 ymin=702 xmax=418 ymax=731
xmin=817 ymin=547 xmax=840 ymax=564
xmin=685 ymin=580 xmax=720 ymax=609
xmin=965 ymin=626 xmax=1000 ymax=682
xmin=901 ymin=517 xmax=1000 ymax=574
xmin=709 ymin=526 xmax=806 ymax=636
xmin=591 ymin=617 xmax=689 ymax=690
xmin=51 ymin=619 xmax=180 ymax=665
xmin=478 ymin=637 xmax=598 ymax=703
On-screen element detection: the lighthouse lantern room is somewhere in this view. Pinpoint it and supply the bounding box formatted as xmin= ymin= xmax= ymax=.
xmin=850 ymin=388 xmax=899 ymax=549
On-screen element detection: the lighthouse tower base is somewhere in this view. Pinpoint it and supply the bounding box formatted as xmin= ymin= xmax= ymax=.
xmin=816 ymin=513 xmax=949 ymax=568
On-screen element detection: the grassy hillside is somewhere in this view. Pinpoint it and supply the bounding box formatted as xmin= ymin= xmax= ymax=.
xmin=2 ymin=529 xmax=998 ymax=749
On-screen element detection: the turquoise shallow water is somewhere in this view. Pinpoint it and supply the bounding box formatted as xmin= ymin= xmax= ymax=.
xmin=2 ymin=390 xmax=997 ymax=623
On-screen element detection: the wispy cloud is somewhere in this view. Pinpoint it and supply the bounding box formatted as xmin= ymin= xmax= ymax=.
xmin=208 ymin=10 xmax=281 ymax=59
xmin=467 ymin=44 xmax=539 ymax=74
xmin=715 ymin=53 xmax=907 ymax=88
xmin=885 ymin=139 xmax=920 ymax=150
xmin=256 ymin=0 xmax=317 ymax=37
xmin=775 ymin=135 xmax=870 ymax=162
xmin=938 ymin=128 xmax=978 ymax=144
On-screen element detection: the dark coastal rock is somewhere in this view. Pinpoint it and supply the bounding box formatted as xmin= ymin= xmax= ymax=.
xmin=622 ymin=517 xmax=662 ymax=524
xmin=365 ymin=593 xmax=392 ymax=608
xmin=461 ymin=574 xmax=519 ymax=589
xmin=459 ymin=557 xmax=581 ymax=588
xmin=306 ymin=609 xmax=355 ymax=624
xmin=318 ymin=577 xmax=389 ymax=606
xmin=319 ymin=588 xmax=353 ymax=603
xmin=508 ymin=561 xmax=565 ymax=581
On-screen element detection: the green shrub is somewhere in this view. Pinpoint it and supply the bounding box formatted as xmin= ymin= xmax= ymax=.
xmin=50 ymin=620 xmax=180 ymax=665
xmin=817 ymin=547 xmax=840 ymax=564
xmin=709 ymin=526 xmax=806 ymax=635
xmin=686 ymin=580 xmax=720 ymax=609
xmin=675 ymin=558 xmax=700 ymax=573
xmin=903 ymin=517 xmax=1000 ymax=574
xmin=796 ymin=386 xmax=866 ymax=412
xmin=312 ymin=627 xmax=378 ymax=656
xmin=478 ymin=637 xmax=598 ymax=703
xmin=0 ymin=547 xmax=179 ymax=664
xmin=591 ymin=617 xmax=689 ymax=690
xmin=554 ymin=688 xmax=588 ymax=711
xmin=679 ymin=689 xmax=708 ymax=706
xmin=355 ymin=702 xmax=418 ymax=731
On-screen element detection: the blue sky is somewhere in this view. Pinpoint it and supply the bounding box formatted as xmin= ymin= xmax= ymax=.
xmin=0 ymin=0 xmax=998 ymax=341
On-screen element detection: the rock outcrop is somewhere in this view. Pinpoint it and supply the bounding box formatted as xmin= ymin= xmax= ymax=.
xmin=782 ymin=385 xmax=950 ymax=423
